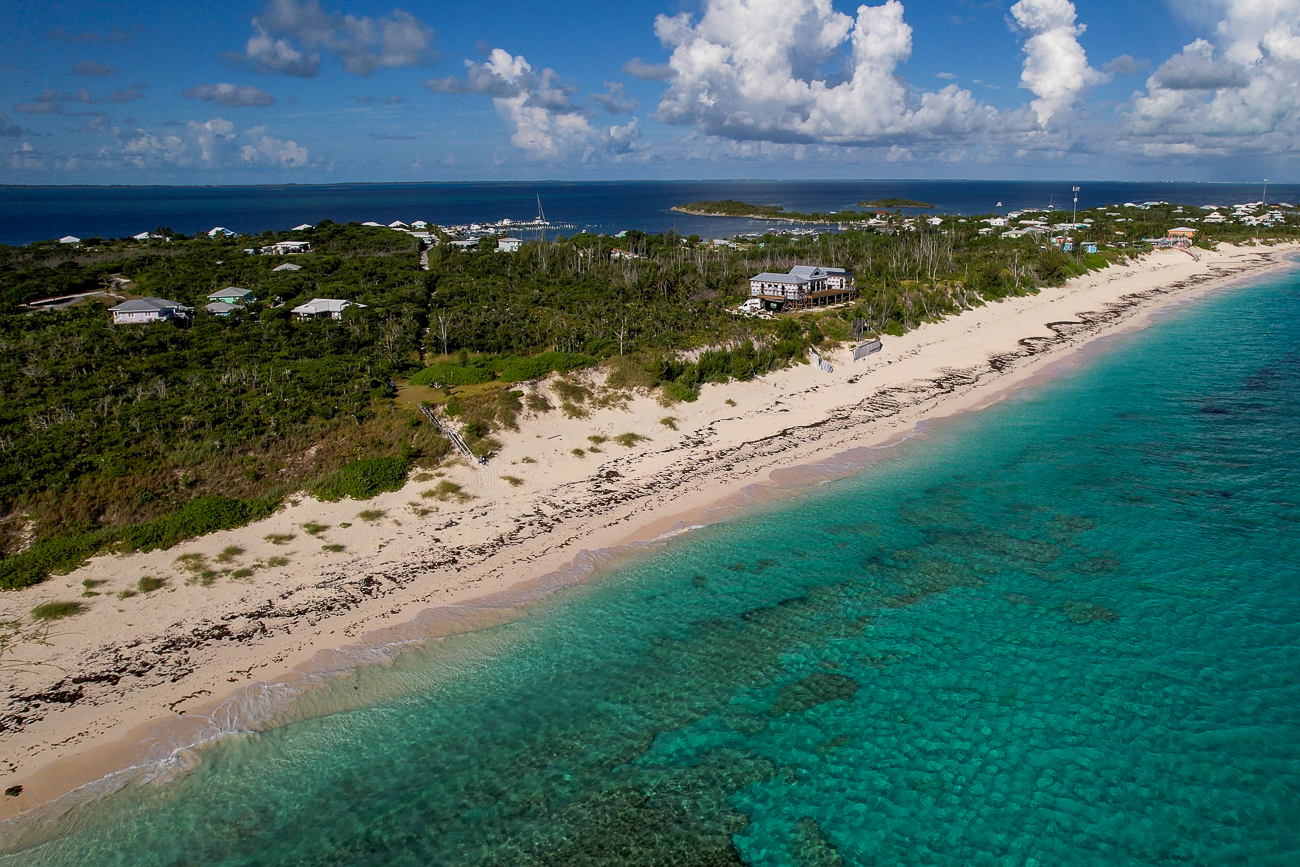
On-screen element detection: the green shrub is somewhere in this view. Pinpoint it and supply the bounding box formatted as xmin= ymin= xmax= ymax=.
xmin=495 ymin=352 xmax=596 ymax=383
xmin=313 ymin=455 xmax=411 ymax=501
xmin=138 ymin=576 xmax=166 ymax=593
xmin=408 ymin=363 xmax=495 ymax=387
xmin=0 ymin=531 xmax=104 ymax=590
xmin=117 ymin=496 xmax=276 ymax=553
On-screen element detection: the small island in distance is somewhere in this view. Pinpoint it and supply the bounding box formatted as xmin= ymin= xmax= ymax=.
xmin=671 ymin=198 xmax=937 ymax=222
xmin=671 ymin=200 xmax=841 ymax=223
xmin=858 ymin=198 xmax=935 ymax=209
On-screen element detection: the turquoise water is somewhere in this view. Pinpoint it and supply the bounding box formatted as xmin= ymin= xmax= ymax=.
xmin=7 ymin=269 xmax=1300 ymax=865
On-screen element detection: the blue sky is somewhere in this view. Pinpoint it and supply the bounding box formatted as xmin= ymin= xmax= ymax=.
xmin=2 ymin=0 xmax=1296 ymax=183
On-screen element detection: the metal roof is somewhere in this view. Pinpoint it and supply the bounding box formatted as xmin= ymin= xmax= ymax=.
xmin=111 ymin=297 xmax=190 ymax=313
xmin=750 ymin=273 xmax=809 ymax=284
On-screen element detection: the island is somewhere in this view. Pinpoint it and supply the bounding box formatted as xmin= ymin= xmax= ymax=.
xmin=858 ymin=198 xmax=935 ymax=209
xmin=671 ymin=200 xmax=842 ymax=223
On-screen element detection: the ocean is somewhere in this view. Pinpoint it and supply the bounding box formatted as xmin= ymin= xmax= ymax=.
xmin=4 ymin=265 xmax=1300 ymax=865
xmin=2 ymin=180 xmax=1297 ymax=247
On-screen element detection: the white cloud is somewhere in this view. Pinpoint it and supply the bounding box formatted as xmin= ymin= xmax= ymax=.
xmin=1009 ymin=0 xmax=1107 ymax=125
xmin=184 ymin=83 xmax=277 ymax=107
xmin=426 ymin=49 xmax=640 ymax=161
xmin=7 ymin=116 xmax=309 ymax=174
xmin=241 ymin=134 xmax=309 ymax=167
xmin=1124 ymin=0 xmax=1300 ymax=153
xmin=232 ymin=0 xmax=436 ymax=77
xmin=651 ymin=0 xmax=996 ymax=146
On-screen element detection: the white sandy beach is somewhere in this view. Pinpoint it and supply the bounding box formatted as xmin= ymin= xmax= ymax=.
xmin=1 ymin=241 xmax=1296 ymax=826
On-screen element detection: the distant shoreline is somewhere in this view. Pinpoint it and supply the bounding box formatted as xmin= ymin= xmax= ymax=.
xmin=669 ymin=205 xmax=839 ymax=224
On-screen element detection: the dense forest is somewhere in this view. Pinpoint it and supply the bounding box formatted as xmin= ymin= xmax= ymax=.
xmin=1 ymin=202 xmax=1295 ymax=588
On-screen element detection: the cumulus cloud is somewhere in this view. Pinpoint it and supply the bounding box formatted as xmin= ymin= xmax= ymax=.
xmin=1104 ymin=54 xmax=1147 ymax=75
xmin=73 ymin=60 xmax=118 ymax=77
xmin=230 ymin=0 xmax=436 ymax=77
xmin=425 ymin=49 xmax=639 ymax=160
xmin=1125 ymin=1 xmax=1300 ymax=152
xmin=1009 ymin=0 xmax=1107 ymax=125
xmin=1151 ymin=40 xmax=1249 ymax=89
xmin=621 ymin=57 xmax=672 ymax=81
xmin=241 ymin=132 xmax=309 ymax=167
xmin=184 ymin=83 xmax=277 ymax=107
xmin=590 ymin=82 xmax=640 ymax=114
xmin=651 ymin=0 xmax=996 ymax=146
xmin=6 ymin=114 xmax=309 ymax=175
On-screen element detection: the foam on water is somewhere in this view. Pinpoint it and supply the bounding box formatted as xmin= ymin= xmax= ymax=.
xmin=4 ymin=268 xmax=1299 ymax=865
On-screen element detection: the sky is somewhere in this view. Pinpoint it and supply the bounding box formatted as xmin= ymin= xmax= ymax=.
xmin=2 ymin=0 xmax=1297 ymax=184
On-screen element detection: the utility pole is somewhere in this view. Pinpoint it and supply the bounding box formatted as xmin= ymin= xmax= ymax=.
xmin=1072 ymin=186 xmax=1080 ymax=226
xmin=1263 ymin=178 xmax=1269 ymax=207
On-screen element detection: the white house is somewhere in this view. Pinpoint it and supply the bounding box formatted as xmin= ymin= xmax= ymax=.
xmin=290 ymin=298 xmax=366 ymax=320
xmin=110 ymin=297 xmax=192 ymax=325
xmin=410 ymin=220 xmax=429 ymax=230
xmin=749 ymin=265 xmax=856 ymax=311
xmin=58 ymin=236 xmax=80 ymax=245
xmin=260 ymin=240 xmax=312 ymax=255
xmin=361 ymin=221 xmax=384 ymax=227
xmin=208 ymin=227 xmax=236 ymax=238
xmin=496 ymin=237 xmax=523 ymax=253
xmin=291 ymin=223 xmax=314 ymax=231
xmin=273 ymin=262 xmax=302 ymax=272
xmin=388 ymin=220 xmax=409 ymax=229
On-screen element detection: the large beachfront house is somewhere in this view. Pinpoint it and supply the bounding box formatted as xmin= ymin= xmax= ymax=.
xmin=290 ymin=298 xmax=366 ymax=320
xmin=110 ymin=297 xmax=192 ymax=325
xmin=748 ymin=265 xmax=855 ymax=311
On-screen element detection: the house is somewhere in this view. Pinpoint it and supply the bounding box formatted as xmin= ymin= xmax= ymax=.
xmin=290 ymin=298 xmax=366 ymax=320
xmin=208 ymin=287 xmax=255 ymax=305
xmin=291 ymin=223 xmax=314 ymax=231
xmin=496 ymin=237 xmax=523 ymax=253
xmin=273 ymin=262 xmax=302 ymax=272
xmin=132 ymin=231 xmax=161 ymax=241
xmin=58 ymin=236 xmax=80 ymax=245
xmin=361 ymin=221 xmax=384 ymax=227
xmin=449 ymin=239 xmax=479 ymax=250
xmin=410 ymin=220 xmax=429 ymax=230
xmin=208 ymin=227 xmax=236 ymax=238
xmin=388 ymin=220 xmax=409 ymax=229
xmin=204 ymin=301 xmax=239 ymax=316
xmin=610 ymin=247 xmax=643 ymax=260
xmin=1168 ymin=227 xmax=1197 ymax=243
xmin=260 ymin=240 xmax=311 ymax=255
xmin=926 ymin=216 xmax=943 ymax=226
xmin=1082 ymin=242 xmax=1098 ymax=254
xmin=748 ymin=265 xmax=856 ymax=311
xmin=110 ymin=297 xmax=192 ymax=325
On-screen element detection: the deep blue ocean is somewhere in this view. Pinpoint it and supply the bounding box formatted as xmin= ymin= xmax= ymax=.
xmin=3 ymin=255 xmax=1298 ymax=863
xmin=2 ymin=180 xmax=1297 ymax=246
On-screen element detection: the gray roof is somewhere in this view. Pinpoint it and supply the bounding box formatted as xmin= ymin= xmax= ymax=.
xmin=111 ymin=297 xmax=190 ymax=313
xmin=205 ymin=301 xmax=238 ymax=314
xmin=291 ymin=298 xmax=367 ymax=315
xmin=209 ymin=287 xmax=253 ymax=301
xmin=273 ymin=263 xmax=302 ymax=272
xmin=788 ymin=265 xmax=825 ymax=278
xmin=751 ymin=273 xmax=809 ymax=284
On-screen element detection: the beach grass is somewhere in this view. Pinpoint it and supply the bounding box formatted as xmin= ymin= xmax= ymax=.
xmin=31 ymin=601 xmax=86 ymax=621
